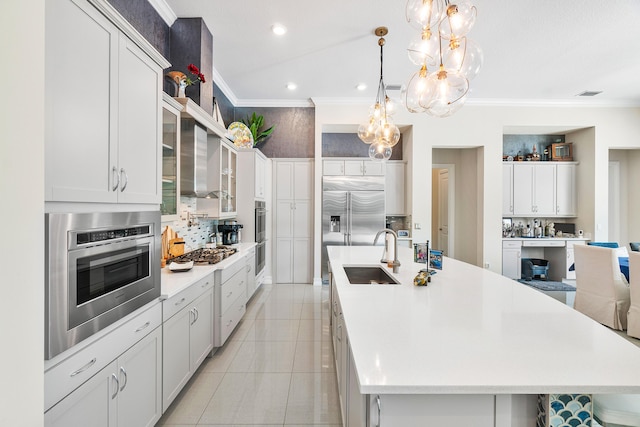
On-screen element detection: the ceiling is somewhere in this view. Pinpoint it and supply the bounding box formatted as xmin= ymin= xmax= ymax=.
xmin=163 ymin=0 xmax=640 ymax=108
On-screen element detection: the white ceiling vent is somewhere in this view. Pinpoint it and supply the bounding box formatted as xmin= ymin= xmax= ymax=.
xmin=576 ymin=90 xmax=603 ymax=97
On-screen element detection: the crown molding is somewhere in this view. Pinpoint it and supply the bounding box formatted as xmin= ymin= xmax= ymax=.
xmin=147 ymin=0 xmax=177 ymax=26
xmin=211 ymin=67 xmax=238 ymax=106
xmin=235 ymin=99 xmax=315 ymax=108
xmin=465 ymin=98 xmax=640 ymax=108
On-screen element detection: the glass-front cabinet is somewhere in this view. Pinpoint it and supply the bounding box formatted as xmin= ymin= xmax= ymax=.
xmin=208 ymin=137 xmax=237 ymax=218
xmin=161 ymin=95 xmax=182 ymax=219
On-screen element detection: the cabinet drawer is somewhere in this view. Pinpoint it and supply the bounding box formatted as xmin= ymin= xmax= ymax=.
xmin=503 ymin=240 xmax=522 ymax=249
xmin=163 ymin=273 xmax=214 ymax=322
xmin=220 ymin=294 xmax=247 ymax=345
xmin=220 ymin=268 xmax=246 ymax=314
xmin=522 ymin=240 xmax=565 ymax=247
xmin=219 ymin=256 xmax=247 ymax=283
xmin=45 ymin=301 xmax=161 ymax=411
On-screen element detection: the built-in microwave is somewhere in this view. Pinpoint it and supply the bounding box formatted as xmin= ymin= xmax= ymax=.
xmin=45 ymin=211 xmax=161 ymax=359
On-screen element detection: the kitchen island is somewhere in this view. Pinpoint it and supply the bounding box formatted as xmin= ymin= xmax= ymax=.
xmin=327 ymin=245 xmax=640 ymax=426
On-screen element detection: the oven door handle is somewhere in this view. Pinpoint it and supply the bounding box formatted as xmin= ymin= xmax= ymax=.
xmin=84 ymin=246 xmax=148 ymax=270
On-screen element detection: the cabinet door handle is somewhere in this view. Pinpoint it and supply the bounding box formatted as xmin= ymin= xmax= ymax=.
xmin=194 ymin=307 xmax=199 ymax=323
xmin=70 ymin=357 xmax=97 ymax=377
xmin=376 ymin=395 xmax=381 ymax=427
xmin=120 ymin=168 xmax=128 ymax=192
xmin=175 ymin=297 xmax=186 ymax=306
xmin=135 ymin=321 xmax=150 ymax=333
xmin=119 ymin=366 xmax=127 ymax=392
xmin=111 ymin=373 xmax=119 ymax=400
xmin=202 ymin=281 xmax=209 ymax=288
xmin=111 ymin=166 xmax=120 ymax=192
xmin=337 ymin=324 xmax=342 ymax=342
xmin=247 ymin=264 xmax=251 ymax=272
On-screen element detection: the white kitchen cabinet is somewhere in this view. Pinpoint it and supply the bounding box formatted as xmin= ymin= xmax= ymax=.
xmin=385 ymin=161 xmax=406 ymax=215
xmin=274 ymin=160 xmax=313 ymax=283
xmin=45 ymin=326 xmax=162 ymax=427
xmin=215 ymin=258 xmax=247 ymax=347
xmin=502 ymin=240 xmax=522 ymax=279
xmin=502 ymin=163 xmax=514 ymax=216
xmin=236 ymin=149 xmax=269 ymax=247
xmin=512 ymin=163 xmax=555 ymax=216
xmin=161 ymin=95 xmax=182 ymax=219
xmin=555 ymin=163 xmax=576 ymax=216
xmin=45 ymin=0 xmax=167 ymax=204
xmin=162 ymin=274 xmax=214 ymax=411
xmin=506 ymin=162 xmax=577 ymax=218
xmin=207 ymin=138 xmax=238 ymax=218
xmin=368 ymin=394 xmax=495 ymax=427
xmin=237 ymin=148 xmax=267 ymax=201
xmin=245 ymin=247 xmax=257 ymax=299
xmin=323 ymin=159 xmax=385 ymax=176
xmin=256 ymin=153 xmax=267 ymax=199
xmin=347 ymin=346 xmax=366 ymax=427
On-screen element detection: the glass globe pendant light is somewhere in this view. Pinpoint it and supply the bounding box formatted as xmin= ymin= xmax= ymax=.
xmin=402 ymin=64 xmax=431 ymax=113
xmin=424 ymin=64 xmax=469 ymax=118
xmin=403 ymin=0 xmax=480 ymax=118
xmin=358 ymin=26 xmax=400 ymax=160
xmin=439 ymin=1 xmax=477 ymax=40
xmin=369 ymin=142 xmax=392 ymax=161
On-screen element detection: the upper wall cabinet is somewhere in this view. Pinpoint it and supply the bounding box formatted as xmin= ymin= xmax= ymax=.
xmin=503 ymin=162 xmax=577 ymax=218
xmin=323 ymin=159 xmax=385 ymax=176
xmin=44 ymin=0 xmax=170 ymax=204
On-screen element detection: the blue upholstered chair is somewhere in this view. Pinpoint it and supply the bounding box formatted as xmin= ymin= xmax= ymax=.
xmin=630 ymin=242 xmax=640 ymax=252
xmin=587 ymin=242 xmax=619 ymax=248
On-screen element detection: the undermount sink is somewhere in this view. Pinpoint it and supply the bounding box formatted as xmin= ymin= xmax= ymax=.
xmin=342 ymin=266 xmax=400 ymax=285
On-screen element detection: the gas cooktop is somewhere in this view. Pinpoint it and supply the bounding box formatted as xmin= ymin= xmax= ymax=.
xmin=167 ymin=246 xmax=237 ymax=265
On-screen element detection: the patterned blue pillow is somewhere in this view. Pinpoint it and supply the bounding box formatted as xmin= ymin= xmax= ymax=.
xmin=587 ymin=242 xmax=619 ymax=248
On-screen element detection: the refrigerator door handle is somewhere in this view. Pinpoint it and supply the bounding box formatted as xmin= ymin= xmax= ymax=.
xmin=348 ymin=192 xmax=353 ymax=245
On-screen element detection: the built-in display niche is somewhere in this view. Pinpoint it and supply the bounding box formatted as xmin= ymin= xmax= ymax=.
xmin=503 ymin=134 xmax=565 ymax=162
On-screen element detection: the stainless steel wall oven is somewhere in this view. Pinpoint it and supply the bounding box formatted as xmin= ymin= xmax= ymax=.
xmin=45 ymin=211 xmax=161 ymax=359
xmin=255 ymin=201 xmax=266 ymax=274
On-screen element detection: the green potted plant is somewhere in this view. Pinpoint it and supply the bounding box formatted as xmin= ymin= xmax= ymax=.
xmin=241 ymin=112 xmax=275 ymax=146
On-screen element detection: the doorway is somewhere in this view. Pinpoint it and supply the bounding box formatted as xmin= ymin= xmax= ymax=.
xmin=432 ymin=164 xmax=455 ymax=258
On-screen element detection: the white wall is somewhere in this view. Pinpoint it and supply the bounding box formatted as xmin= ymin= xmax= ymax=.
xmin=0 ymin=0 xmax=45 ymax=425
xmin=312 ymin=101 xmax=640 ymax=280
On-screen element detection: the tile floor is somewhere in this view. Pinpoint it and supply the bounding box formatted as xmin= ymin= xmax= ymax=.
xmin=157 ymin=283 xmax=342 ymax=427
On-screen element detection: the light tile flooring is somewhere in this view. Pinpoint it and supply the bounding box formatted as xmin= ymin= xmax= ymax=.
xmin=157 ymin=283 xmax=342 ymax=427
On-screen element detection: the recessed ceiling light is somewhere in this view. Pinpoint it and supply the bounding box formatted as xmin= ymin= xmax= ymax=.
xmin=286 ymin=82 xmax=297 ymax=90
xmin=356 ymin=83 xmax=367 ymax=91
xmin=272 ymin=24 xmax=287 ymax=35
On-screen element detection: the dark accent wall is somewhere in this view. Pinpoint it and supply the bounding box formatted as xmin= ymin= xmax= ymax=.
xmin=104 ymin=2 xmax=315 ymax=159
xmin=169 ymin=18 xmax=214 ymax=114
xmin=322 ymin=133 xmax=403 ymax=160
xmin=234 ymin=107 xmax=315 ymax=158
xmin=214 ymin=84 xmax=234 ymax=129
xmin=107 ymin=0 xmax=170 ymax=58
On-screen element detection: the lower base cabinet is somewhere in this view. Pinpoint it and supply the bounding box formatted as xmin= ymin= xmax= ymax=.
xmin=162 ymin=275 xmax=214 ymax=412
xmin=45 ymin=326 xmax=162 ymax=427
xmin=215 ymin=259 xmax=247 ymax=347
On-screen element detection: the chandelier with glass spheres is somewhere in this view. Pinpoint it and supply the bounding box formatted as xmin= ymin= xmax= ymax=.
xmin=402 ymin=0 xmax=482 ymax=118
xmin=357 ymin=27 xmax=401 ymax=161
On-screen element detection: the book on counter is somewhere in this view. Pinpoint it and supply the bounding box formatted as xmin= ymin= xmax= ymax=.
xmin=429 ymin=250 xmax=443 ymax=270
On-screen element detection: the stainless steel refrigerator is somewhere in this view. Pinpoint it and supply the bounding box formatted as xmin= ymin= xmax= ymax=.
xmin=322 ymin=175 xmax=385 ymax=281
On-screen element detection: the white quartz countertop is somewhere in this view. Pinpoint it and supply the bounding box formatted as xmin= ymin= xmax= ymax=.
xmin=328 ymin=245 xmax=640 ymax=395
xmin=161 ymin=242 xmax=255 ymax=299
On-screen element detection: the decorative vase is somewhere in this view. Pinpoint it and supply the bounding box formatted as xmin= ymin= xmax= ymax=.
xmin=177 ymin=81 xmax=186 ymax=98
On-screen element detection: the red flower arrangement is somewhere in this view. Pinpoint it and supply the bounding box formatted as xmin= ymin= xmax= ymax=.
xmin=185 ymin=63 xmax=206 ymax=85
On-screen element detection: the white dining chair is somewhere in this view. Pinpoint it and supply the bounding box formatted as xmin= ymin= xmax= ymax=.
xmin=627 ymin=251 xmax=640 ymax=339
xmin=574 ymin=245 xmax=630 ymax=331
